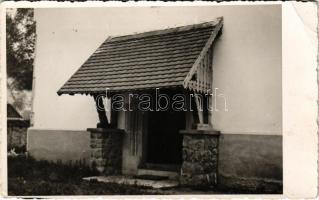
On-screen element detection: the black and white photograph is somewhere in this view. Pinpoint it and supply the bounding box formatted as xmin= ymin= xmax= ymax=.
xmin=2 ymin=2 xmax=318 ymax=198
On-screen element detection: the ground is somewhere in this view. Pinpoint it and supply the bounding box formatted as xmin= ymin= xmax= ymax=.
xmin=8 ymin=155 xmax=229 ymax=196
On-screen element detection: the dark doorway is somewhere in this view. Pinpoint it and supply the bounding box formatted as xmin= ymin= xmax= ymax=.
xmin=146 ymin=109 xmax=185 ymax=165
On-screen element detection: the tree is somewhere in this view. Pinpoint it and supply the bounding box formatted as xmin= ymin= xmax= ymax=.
xmin=6 ymin=8 xmax=35 ymax=91
xmin=6 ymin=8 xmax=35 ymax=117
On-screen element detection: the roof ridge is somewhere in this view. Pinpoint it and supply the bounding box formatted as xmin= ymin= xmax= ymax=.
xmin=108 ymin=17 xmax=223 ymax=43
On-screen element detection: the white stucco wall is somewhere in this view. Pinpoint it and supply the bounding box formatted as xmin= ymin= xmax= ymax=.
xmin=33 ymin=5 xmax=281 ymax=134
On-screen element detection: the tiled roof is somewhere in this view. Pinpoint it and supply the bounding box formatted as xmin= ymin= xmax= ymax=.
xmin=7 ymin=104 xmax=22 ymax=119
xmin=57 ymin=18 xmax=223 ymax=95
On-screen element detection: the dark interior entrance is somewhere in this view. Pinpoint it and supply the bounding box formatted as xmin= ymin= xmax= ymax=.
xmin=146 ymin=109 xmax=185 ymax=165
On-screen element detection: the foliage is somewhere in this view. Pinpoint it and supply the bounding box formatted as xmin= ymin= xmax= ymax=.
xmin=8 ymin=155 xmax=282 ymax=195
xmin=8 ymin=155 xmax=98 ymax=183
xmin=7 ymin=145 xmax=26 ymax=154
xmin=6 ymin=8 xmax=35 ymax=91
xmin=7 ymin=155 xmax=161 ymax=195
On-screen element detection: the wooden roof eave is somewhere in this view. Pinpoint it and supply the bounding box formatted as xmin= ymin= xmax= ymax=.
xmin=57 ymin=85 xmax=185 ymax=97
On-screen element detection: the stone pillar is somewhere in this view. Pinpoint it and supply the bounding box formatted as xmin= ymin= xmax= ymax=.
xmin=180 ymin=129 xmax=220 ymax=187
xmin=88 ymin=128 xmax=124 ymax=175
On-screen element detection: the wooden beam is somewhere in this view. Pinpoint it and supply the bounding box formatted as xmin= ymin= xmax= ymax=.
xmin=93 ymin=94 xmax=111 ymax=128
xmin=206 ymin=48 xmax=211 ymax=92
xmin=194 ymin=93 xmax=204 ymax=124
xmin=203 ymin=54 xmax=207 ymax=93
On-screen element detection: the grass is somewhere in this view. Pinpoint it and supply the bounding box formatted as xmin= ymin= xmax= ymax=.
xmin=8 ymin=155 xmax=281 ymax=195
xmin=8 ymin=155 xmax=162 ymax=195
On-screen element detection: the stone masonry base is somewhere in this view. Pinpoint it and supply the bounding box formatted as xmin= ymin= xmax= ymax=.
xmin=180 ymin=129 xmax=220 ymax=187
xmin=88 ymin=128 xmax=124 ymax=175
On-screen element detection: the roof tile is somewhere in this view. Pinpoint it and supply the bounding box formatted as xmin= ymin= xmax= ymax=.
xmin=58 ymin=19 xmax=222 ymax=95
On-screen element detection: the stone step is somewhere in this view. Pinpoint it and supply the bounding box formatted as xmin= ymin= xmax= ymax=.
xmin=137 ymin=168 xmax=179 ymax=180
xmin=83 ymin=176 xmax=179 ymax=189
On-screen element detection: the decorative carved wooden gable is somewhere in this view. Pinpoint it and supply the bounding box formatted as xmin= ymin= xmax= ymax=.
xmin=183 ymin=17 xmax=223 ymax=94
xmin=184 ymin=47 xmax=213 ymax=93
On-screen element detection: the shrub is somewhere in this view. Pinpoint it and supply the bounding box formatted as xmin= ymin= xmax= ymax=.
xmin=8 ymin=155 xmax=99 ymax=182
xmin=7 ymin=155 xmax=160 ymax=195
